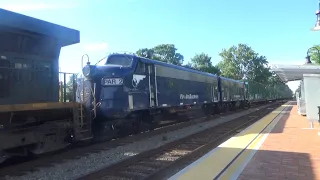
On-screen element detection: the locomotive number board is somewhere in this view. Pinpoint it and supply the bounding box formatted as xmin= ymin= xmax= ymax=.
xmin=102 ymin=78 xmax=123 ymax=85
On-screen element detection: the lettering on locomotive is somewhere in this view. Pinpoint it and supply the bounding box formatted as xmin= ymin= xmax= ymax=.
xmin=180 ymin=94 xmax=199 ymax=100
xmin=102 ymin=78 xmax=123 ymax=86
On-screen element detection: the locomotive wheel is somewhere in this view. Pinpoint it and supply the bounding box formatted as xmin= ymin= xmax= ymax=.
xmin=201 ymin=105 xmax=211 ymax=116
xmin=210 ymin=105 xmax=216 ymax=115
xmin=141 ymin=113 xmax=155 ymax=132
xmin=0 ymin=151 xmax=8 ymax=164
xmin=226 ymin=104 xmax=230 ymax=111
xmin=92 ymin=122 xmax=116 ymax=142
xmin=149 ymin=122 xmax=156 ymax=131
xmin=132 ymin=112 xmax=152 ymax=134
xmin=133 ymin=114 xmax=143 ymax=134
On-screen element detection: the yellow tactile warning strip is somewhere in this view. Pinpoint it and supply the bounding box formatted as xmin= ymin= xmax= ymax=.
xmin=168 ymin=102 xmax=291 ymax=180
xmin=218 ymin=102 xmax=293 ymax=180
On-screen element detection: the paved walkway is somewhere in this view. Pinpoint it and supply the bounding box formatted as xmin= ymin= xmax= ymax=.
xmin=238 ymin=105 xmax=320 ymax=180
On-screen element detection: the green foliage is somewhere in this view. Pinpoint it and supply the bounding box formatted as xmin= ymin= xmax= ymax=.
xmin=217 ymin=44 xmax=271 ymax=84
xmin=60 ymin=74 xmax=77 ymax=102
xmin=136 ymin=44 xmax=184 ymax=65
xmin=308 ymin=45 xmax=320 ymax=64
xmin=136 ymin=48 xmax=154 ymax=59
xmin=189 ymin=53 xmax=221 ymax=75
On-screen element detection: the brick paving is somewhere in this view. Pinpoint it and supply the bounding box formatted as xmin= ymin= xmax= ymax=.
xmin=238 ymin=104 xmax=320 ymax=180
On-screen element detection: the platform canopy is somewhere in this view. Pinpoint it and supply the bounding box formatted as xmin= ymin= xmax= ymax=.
xmin=270 ymin=64 xmax=320 ymax=83
xmin=0 ymin=8 xmax=80 ymax=46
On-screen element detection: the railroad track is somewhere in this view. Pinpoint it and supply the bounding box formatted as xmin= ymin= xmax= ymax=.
xmin=76 ymin=102 xmax=284 ymax=180
xmin=0 ymin=102 xmax=276 ymax=179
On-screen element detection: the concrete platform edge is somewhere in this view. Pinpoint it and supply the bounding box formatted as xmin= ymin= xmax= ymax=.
xmin=218 ymin=102 xmax=293 ymax=179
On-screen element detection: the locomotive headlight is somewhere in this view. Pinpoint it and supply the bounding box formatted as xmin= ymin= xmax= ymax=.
xmin=82 ymin=65 xmax=91 ymax=77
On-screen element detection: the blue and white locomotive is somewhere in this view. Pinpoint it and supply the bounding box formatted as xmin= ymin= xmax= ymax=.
xmin=77 ymin=53 xmax=247 ymax=139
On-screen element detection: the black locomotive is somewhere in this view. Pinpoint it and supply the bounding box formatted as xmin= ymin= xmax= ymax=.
xmin=77 ymin=53 xmax=248 ymax=140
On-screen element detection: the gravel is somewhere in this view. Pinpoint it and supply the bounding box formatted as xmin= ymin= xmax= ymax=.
xmin=3 ymin=105 xmax=270 ymax=180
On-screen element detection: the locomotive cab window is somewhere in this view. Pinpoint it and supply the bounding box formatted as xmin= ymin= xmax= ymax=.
xmin=105 ymin=55 xmax=133 ymax=67
xmin=135 ymin=60 xmax=146 ymax=74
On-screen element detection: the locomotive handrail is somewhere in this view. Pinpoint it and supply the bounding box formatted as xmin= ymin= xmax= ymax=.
xmin=80 ymin=54 xmax=90 ymax=127
xmin=92 ymin=83 xmax=97 ymax=119
xmin=80 ymin=54 xmax=97 ymax=126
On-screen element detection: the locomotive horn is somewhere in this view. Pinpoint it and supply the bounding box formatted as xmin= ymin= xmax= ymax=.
xmin=146 ymin=50 xmax=154 ymax=59
xmin=81 ymin=54 xmax=90 ymax=66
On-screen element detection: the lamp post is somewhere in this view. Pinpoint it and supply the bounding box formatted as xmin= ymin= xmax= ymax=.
xmin=306 ymin=46 xmax=320 ymax=64
xmin=311 ymin=0 xmax=320 ymax=31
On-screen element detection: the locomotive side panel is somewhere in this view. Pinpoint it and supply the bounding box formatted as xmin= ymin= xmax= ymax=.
xmin=155 ymin=64 xmax=219 ymax=107
xmin=127 ymin=60 xmax=150 ymax=111
xmin=0 ymin=30 xmax=61 ymax=105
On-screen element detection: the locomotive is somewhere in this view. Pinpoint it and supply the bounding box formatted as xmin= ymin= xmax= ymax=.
xmin=76 ymin=52 xmax=291 ymax=141
xmin=76 ymin=53 xmax=248 ymax=140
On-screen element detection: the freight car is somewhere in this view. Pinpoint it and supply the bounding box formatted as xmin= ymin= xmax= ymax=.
xmin=245 ymin=80 xmax=290 ymax=104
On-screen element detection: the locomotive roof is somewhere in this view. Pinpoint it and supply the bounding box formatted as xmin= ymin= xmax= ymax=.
xmin=219 ymin=76 xmax=244 ymax=84
xmin=135 ymin=55 xmax=218 ymax=78
xmin=0 ymin=8 xmax=80 ymax=47
xmin=110 ymin=53 xmax=242 ymax=84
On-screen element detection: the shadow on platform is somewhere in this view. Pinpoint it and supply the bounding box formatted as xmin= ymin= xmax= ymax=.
xmin=267 ymin=105 xmax=293 ymax=134
xmin=223 ymin=148 xmax=315 ymax=180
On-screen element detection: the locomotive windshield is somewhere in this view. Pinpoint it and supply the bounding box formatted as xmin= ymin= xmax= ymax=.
xmin=98 ymin=55 xmax=133 ymax=67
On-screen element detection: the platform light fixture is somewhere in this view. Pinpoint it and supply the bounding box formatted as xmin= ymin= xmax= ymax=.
xmin=306 ymin=46 xmax=320 ymax=64
xmin=311 ymin=0 xmax=320 ymax=31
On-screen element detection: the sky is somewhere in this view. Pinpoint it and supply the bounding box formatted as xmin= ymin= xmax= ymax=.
xmin=1 ymin=0 xmax=320 ymax=92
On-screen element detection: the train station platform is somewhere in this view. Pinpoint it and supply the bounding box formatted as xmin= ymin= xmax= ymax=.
xmin=168 ymin=101 xmax=320 ymax=180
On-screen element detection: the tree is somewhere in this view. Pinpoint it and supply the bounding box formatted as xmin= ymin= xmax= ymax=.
xmin=182 ymin=62 xmax=195 ymax=70
xmin=136 ymin=44 xmax=184 ymax=65
xmin=217 ymin=43 xmax=271 ymax=83
xmin=267 ymin=72 xmax=281 ymax=87
xmin=60 ymin=74 xmax=77 ymax=102
xmin=308 ymin=45 xmax=320 ymax=64
xmin=265 ymin=71 xmax=293 ymax=98
xmin=189 ymin=53 xmax=221 ymax=75
xmin=136 ymin=48 xmax=154 ymax=58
